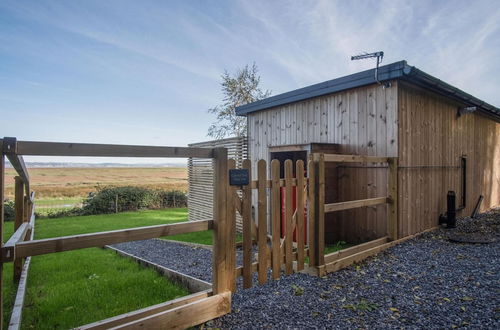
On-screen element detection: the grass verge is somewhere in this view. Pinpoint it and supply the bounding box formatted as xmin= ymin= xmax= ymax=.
xmin=2 ymin=209 xmax=191 ymax=329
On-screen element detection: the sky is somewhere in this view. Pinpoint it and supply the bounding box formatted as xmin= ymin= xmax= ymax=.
xmin=1 ymin=0 xmax=499 ymax=164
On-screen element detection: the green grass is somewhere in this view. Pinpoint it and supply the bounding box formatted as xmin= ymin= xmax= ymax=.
xmin=2 ymin=209 xmax=191 ymax=329
xmin=324 ymin=241 xmax=353 ymax=255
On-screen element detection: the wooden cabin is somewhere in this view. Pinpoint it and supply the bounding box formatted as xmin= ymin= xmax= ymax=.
xmin=236 ymin=61 xmax=500 ymax=244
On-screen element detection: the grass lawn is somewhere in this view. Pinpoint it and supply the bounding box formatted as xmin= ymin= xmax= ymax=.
xmin=2 ymin=209 xmax=191 ymax=329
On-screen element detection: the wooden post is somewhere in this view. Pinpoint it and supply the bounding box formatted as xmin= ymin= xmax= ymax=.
xmin=257 ymin=159 xmax=268 ymax=284
xmin=270 ymin=159 xmax=281 ymax=279
xmin=284 ymin=160 xmax=293 ymax=275
xmin=296 ymin=160 xmax=305 ymax=271
xmin=0 ymin=152 xmax=5 ymax=330
xmin=309 ymin=154 xmax=325 ymax=271
xmin=212 ymin=148 xmax=230 ymax=294
xmin=241 ymin=159 xmax=252 ymax=288
xmin=388 ymin=157 xmax=399 ymax=241
xmin=226 ymin=159 xmax=236 ymax=292
xmin=307 ymin=156 xmax=316 ymax=267
xmin=14 ymin=176 xmax=25 ymax=281
xmin=315 ymin=154 xmax=325 ymax=268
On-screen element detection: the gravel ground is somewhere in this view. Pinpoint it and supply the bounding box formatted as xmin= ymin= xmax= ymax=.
xmin=113 ymin=211 xmax=500 ymax=329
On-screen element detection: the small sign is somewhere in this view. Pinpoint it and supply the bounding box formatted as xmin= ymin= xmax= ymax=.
xmin=229 ymin=169 xmax=249 ymax=186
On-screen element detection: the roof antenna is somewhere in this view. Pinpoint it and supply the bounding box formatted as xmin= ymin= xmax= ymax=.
xmin=351 ymin=51 xmax=390 ymax=87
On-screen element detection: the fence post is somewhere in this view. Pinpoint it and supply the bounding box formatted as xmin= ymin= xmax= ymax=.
xmin=212 ymin=147 xmax=230 ymax=294
xmin=309 ymin=154 xmax=325 ymax=274
xmin=14 ymin=176 xmax=25 ymax=281
xmin=0 ymin=151 xmax=5 ymax=330
xmin=387 ymin=157 xmax=398 ymax=241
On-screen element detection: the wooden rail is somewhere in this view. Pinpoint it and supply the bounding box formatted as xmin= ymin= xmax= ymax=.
xmin=323 ymin=154 xmax=389 ymax=163
xmin=109 ymin=291 xmax=231 ymax=329
xmin=77 ymin=290 xmax=213 ymax=330
xmin=7 ymin=220 xmax=212 ymax=260
xmin=14 ymin=140 xmax=214 ymax=158
xmin=324 ymin=197 xmax=389 ymax=213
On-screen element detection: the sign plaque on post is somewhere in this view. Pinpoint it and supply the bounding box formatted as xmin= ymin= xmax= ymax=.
xmin=229 ymin=169 xmax=249 ymax=186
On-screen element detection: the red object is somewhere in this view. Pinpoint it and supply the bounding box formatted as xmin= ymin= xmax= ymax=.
xmin=280 ymin=187 xmax=307 ymax=242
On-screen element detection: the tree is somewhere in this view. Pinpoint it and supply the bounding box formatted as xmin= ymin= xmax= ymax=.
xmin=208 ymin=63 xmax=271 ymax=139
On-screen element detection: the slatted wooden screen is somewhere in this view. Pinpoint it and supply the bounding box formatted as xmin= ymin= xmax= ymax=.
xmin=234 ymin=158 xmax=308 ymax=289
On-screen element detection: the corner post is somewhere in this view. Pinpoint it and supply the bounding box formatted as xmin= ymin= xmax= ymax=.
xmin=387 ymin=157 xmax=399 ymax=241
xmin=212 ymin=147 xmax=229 ymax=294
xmin=0 ymin=146 xmax=5 ymax=329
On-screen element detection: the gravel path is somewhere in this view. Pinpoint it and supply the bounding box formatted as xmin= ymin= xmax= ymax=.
xmin=113 ymin=211 xmax=500 ymax=329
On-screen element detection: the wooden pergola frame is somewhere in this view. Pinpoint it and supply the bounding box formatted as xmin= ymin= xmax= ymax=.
xmin=307 ymin=153 xmax=399 ymax=277
xmin=0 ymin=138 xmax=233 ymax=330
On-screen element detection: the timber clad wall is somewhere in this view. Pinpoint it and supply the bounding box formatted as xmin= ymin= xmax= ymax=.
xmin=187 ymin=137 xmax=247 ymax=229
xmin=398 ymin=82 xmax=500 ymax=237
xmin=248 ymin=82 xmax=399 ymax=243
xmin=247 ymin=80 xmax=500 ymax=243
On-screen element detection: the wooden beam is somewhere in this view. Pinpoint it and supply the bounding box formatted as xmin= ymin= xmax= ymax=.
xmin=323 ymin=154 xmax=389 ymax=163
xmin=0 ymin=152 xmax=5 ymax=330
xmin=324 ymin=236 xmax=389 ymax=263
xmin=324 ymin=196 xmax=388 ymax=213
xmin=13 ymin=177 xmax=24 ymax=281
xmin=7 ymin=256 xmax=31 ymax=330
xmin=12 ymin=220 xmax=213 ymax=260
xmin=2 ymin=223 xmax=31 ymax=260
xmin=109 ymin=291 xmax=231 ymax=330
xmin=387 ymin=157 xmax=399 ymax=240
xmin=270 ymin=159 xmax=281 ymax=280
xmin=212 ymin=148 xmax=229 ymax=294
xmin=77 ymin=290 xmax=212 ymax=330
xmin=322 ymin=227 xmax=438 ymax=274
xmin=317 ymin=154 xmax=325 ymax=267
xmin=257 ymin=159 xmax=268 ymax=284
xmin=15 ymin=140 xmax=214 ymax=158
xmin=5 ymin=155 xmax=29 ymax=189
xmin=241 ymin=159 xmax=252 ymax=289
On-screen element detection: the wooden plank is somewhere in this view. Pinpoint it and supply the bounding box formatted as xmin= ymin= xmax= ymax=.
xmin=324 ymin=197 xmax=388 ymax=213
xmin=307 ymin=157 xmax=316 ymax=267
xmin=242 ymin=159 xmax=253 ymax=288
xmin=296 ymin=160 xmax=305 ymax=271
xmin=323 ymin=154 xmax=388 ymax=163
xmin=226 ymin=159 xmax=236 ymax=292
xmin=109 ymin=291 xmax=231 ymax=330
xmin=236 ymin=248 xmax=310 ymax=277
xmin=5 ymin=154 xmax=29 ymax=190
xmin=270 ymin=159 xmax=281 ymax=279
xmin=13 ymin=220 xmax=213 ymax=260
xmin=13 ymin=177 xmax=24 ymax=282
xmin=284 ymin=159 xmax=293 ymax=274
xmin=0 ymin=153 xmax=5 ymax=330
xmin=323 ymin=227 xmax=439 ymax=274
xmin=2 ymin=223 xmax=30 ymax=260
xmin=317 ymin=153 xmax=325 ymax=266
xmin=257 ymin=159 xmax=268 ymax=284
xmin=387 ymin=158 xmax=398 ymax=240
xmin=77 ymin=290 xmax=212 ymax=330
xmin=15 ymin=140 xmax=214 ymax=158
xmin=324 ymin=236 xmax=389 ymax=263
xmin=212 ymin=148 xmax=228 ymax=294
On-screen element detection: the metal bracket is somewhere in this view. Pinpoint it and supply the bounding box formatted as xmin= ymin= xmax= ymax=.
xmin=3 ymin=137 xmax=17 ymax=154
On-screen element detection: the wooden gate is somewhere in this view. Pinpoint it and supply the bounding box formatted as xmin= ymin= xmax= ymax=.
xmin=228 ymin=158 xmax=314 ymax=289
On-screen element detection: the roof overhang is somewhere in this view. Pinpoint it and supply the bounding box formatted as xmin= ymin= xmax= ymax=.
xmin=235 ymin=60 xmax=500 ymax=122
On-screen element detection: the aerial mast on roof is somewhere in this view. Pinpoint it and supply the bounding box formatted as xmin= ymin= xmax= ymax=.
xmin=351 ymin=51 xmax=388 ymax=87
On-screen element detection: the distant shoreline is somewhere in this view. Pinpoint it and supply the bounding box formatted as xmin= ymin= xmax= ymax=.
xmin=5 ymin=162 xmax=187 ymax=168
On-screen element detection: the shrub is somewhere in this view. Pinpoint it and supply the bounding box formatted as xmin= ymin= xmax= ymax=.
xmin=80 ymin=186 xmax=187 ymax=216
xmin=3 ymin=199 xmax=15 ymax=221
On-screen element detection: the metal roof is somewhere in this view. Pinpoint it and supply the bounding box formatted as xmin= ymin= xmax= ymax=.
xmin=235 ymin=60 xmax=500 ymax=122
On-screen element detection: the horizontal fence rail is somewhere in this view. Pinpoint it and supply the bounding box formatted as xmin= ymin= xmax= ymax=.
xmin=324 ymin=196 xmax=389 ymax=213
xmin=4 ymin=220 xmax=213 ymax=261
